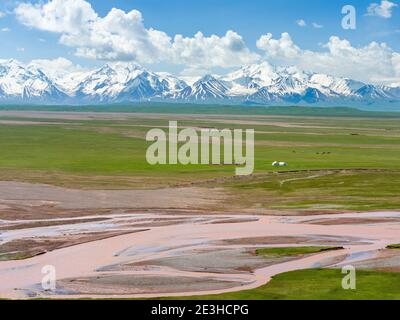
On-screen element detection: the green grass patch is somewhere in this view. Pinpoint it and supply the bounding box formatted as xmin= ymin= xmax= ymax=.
xmin=256 ymin=246 xmax=343 ymax=257
xmin=159 ymin=269 xmax=400 ymax=300
xmin=387 ymin=244 xmax=400 ymax=249
xmin=0 ymin=252 xmax=34 ymax=261
xmin=222 ymin=170 xmax=400 ymax=211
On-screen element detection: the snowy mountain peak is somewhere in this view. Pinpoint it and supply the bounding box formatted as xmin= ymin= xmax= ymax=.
xmin=270 ymin=75 xmax=305 ymax=93
xmin=224 ymin=61 xmax=276 ymax=87
xmin=198 ymin=74 xmax=216 ymax=82
xmin=105 ymin=62 xmax=146 ymax=77
xmin=0 ymin=59 xmax=66 ymax=101
xmin=0 ymin=60 xmax=398 ymax=107
xmin=73 ymin=62 xmax=187 ymax=102
xmin=177 ymin=74 xmax=229 ymax=101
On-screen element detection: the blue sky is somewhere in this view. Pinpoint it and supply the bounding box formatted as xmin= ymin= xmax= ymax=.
xmin=0 ymin=0 xmax=399 ymax=84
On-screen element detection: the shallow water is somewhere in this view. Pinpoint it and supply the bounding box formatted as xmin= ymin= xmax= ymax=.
xmin=0 ymin=211 xmax=400 ymax=299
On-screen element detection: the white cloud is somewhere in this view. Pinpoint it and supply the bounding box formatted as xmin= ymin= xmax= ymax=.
xmin=296 ymin=19 xmax=306 ymax=27
xmin=256 ymin=33 xmax=301 ymax=60
xmin=0 ymin=11 xmax=5 ymax=18
xmin=366 ymin=0 xmax=398 ymax=18
xmin=312 ymin=22 xmax=323 ymax=29
xmin=30 ymin=57 xmax=85 ymax=79
xmin=17 ymin=47 xmax=25 ymax=52
xmin=170 ymin=31 xmax=259 ymax=69
xmin=256 ymin=32 xmax=400 ymax=85
xmin=15 ymin=0 xmax=97 ymax=33
xmin=15 ymin=0 xmax=259 ymax=71
xmin=1 ymin=27 xmax=10 ymax=32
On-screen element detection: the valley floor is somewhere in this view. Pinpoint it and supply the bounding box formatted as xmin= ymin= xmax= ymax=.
xmin=1 ymin=109 xmax=400 ymax=299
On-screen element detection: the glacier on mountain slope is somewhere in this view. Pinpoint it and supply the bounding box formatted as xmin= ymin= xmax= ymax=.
xmin=0 ymin=59 xmax=399 ymax=108
xmin=176 ymin=75 xmax=230 ymax=101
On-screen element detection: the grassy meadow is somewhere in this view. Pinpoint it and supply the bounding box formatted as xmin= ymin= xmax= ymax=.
xmin=255 ymin=246 xmax=343 ymax=257
xmin=158 ymin=268 xmax=400 ymax=300
xmin=0 ymin=105 xmax=400 ymax=211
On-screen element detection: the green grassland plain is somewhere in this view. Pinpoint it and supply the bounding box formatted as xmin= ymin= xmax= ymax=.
xmin=0 ymin=105 xmax=400 ymax=213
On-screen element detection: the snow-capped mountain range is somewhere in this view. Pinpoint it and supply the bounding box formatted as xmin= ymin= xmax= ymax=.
xmin=0 ymin=59 xmax=399 ymax=108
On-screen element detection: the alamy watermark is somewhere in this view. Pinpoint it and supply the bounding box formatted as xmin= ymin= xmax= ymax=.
xmin=146 ymin=121 xmax=255 ymax=176
xmin=342 ymin=5 xmax=357 ymax=30
xmin=342 ymin=265 xmax=356 ymax=290
xmin=41 ymin=265 xmax=56 ymax=291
